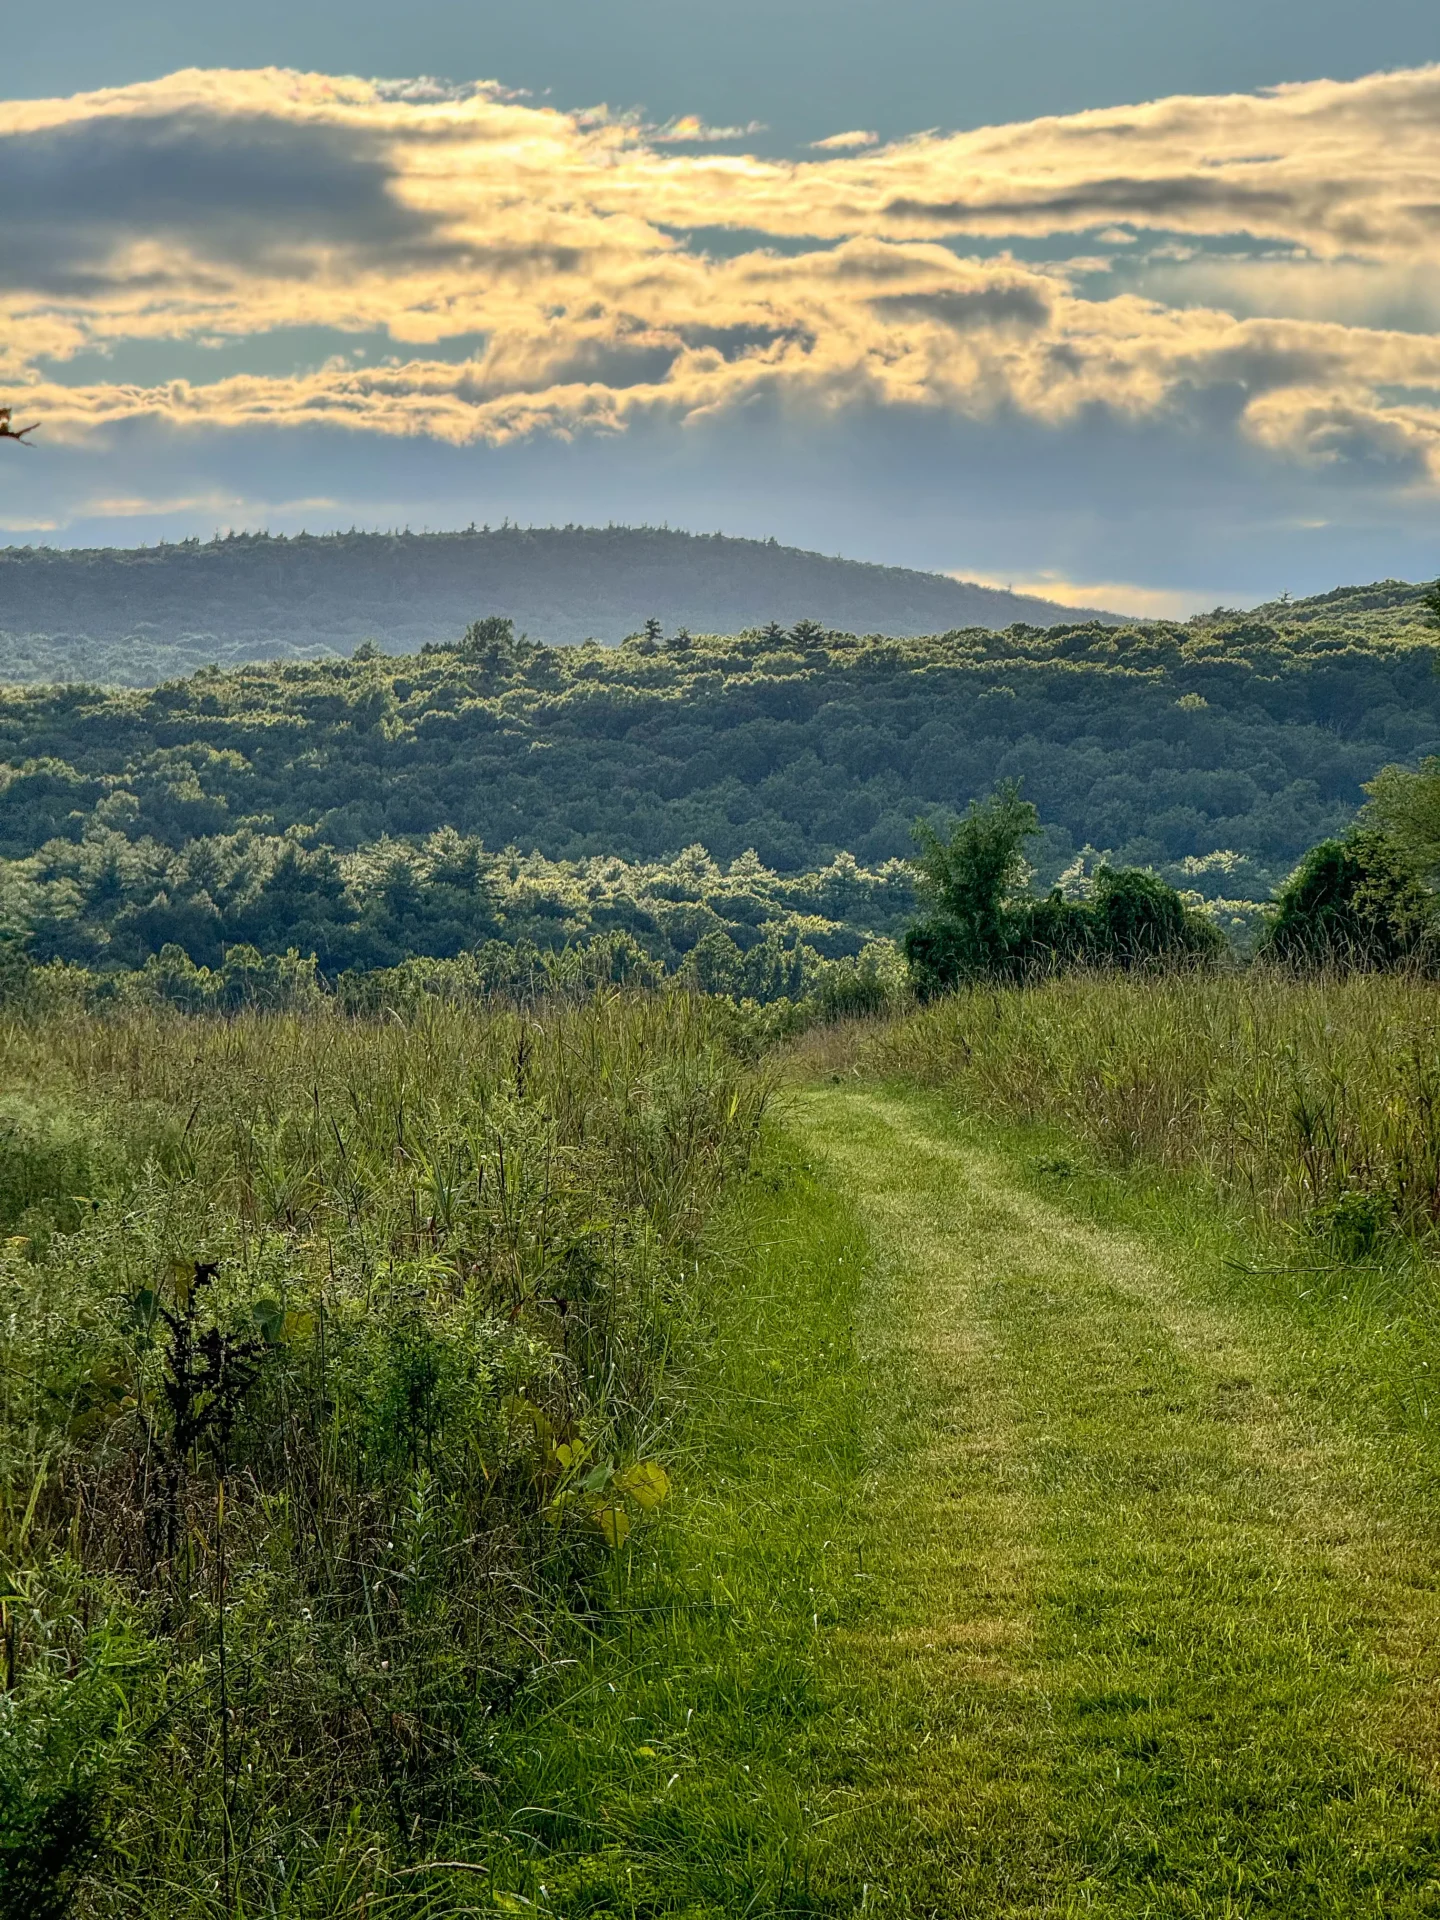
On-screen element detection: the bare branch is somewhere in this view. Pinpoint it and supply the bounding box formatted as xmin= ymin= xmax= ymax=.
xmin=0 ymin=408 xmax=39 ymax=446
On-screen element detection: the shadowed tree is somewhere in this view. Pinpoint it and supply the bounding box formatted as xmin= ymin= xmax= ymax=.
xmin=1260 ymin=830 xmax=1434 ymax=970
xmin=904 ymin=783 xmax=1225 ymax=994
xmin=1361 ymin=758 xmax=1440 ymax=882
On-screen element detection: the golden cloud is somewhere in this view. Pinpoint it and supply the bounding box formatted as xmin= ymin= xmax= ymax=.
xmin=4 ymin=64 xmax=1440 ymax=479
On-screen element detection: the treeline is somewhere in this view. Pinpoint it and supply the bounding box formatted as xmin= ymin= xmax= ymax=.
xmin=10 ymin=771 xmax=1440 ymax=1033
xmin=0 ymin=826 xmax=913 ymax=978
xmin=0 ymin=588 xmax=1434 ymax=970
xmin=19 ymin=753 xmax=1440 ymax=1032
xmin=11 ymin=927 xmax=899 ymax=1038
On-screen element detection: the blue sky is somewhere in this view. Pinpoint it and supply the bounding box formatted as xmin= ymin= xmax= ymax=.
xmin=4 ymin=3 xmax=1440 ymax=612
xmin=14 ymin=0 xmax=1438 ymax=154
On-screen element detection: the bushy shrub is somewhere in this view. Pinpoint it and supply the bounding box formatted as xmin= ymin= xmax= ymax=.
xmin=125 ymin=941 xmax=324 ymax=1013
xmin=1259 ymin=829 xmax=1435 ymax=970
xmin=813 ymin=943 xmax=901 ymax=1020
xmin=1086 ymin=865 xmax=1227 ymax=968
xmin=903 ymin=787 xmax=1225 ymax=997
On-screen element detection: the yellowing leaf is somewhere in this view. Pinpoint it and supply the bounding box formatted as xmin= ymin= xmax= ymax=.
xmin=596 ymin=1506 xmax=631 ymax=1548
xmin=616 ymin=1460 xmax=670 ymax=1511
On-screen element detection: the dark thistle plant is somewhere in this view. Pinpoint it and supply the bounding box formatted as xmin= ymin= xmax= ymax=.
xmin=142 ymin=1262 xmax=266 ymax=1558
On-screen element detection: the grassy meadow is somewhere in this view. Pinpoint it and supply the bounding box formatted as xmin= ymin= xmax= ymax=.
xmin=10 ymin=969 xmax=1440 ymax=1914
xmin=0 ymin=992 xmax=766 ymax=1915
xmin=860 ymin=969 xmax=1440 ymax=1242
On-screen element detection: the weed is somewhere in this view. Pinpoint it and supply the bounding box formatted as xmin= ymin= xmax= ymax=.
xmin=1031 ymin=1153 xmax=1081 ymax=1179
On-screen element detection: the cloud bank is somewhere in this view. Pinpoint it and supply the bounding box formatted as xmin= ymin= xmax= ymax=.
xmin=4 ymin=63 xmax=1440 ymax=587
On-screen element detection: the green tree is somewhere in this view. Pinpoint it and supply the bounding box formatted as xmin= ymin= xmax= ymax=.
xmin=903 ymin=784 xmax=1039 ymax=995
xmin=458 ymin=615 xmax=515 ymax=654
xmin=682 ymin=929 xmax=744 ymax=997
xmin=904 ymin=786 xmax=1227 ymax=995
xmin=1260 ymin=829 xmax=1434 ymax=970
xmin=1362 ymin=757 xmax=1440 ymax=880
xmin=454 ymin=616 xmax=528 ymax=680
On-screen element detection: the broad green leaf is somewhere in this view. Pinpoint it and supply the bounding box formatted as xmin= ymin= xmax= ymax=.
xmin=253 ymin=1298 xmax=285 ymax=1342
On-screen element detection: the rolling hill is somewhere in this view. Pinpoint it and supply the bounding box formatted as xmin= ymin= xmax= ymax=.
xmin=0 ymin=524 xmax=1122 ymax=685
xmin=0 ymin=578 xmax=1432 ymax=975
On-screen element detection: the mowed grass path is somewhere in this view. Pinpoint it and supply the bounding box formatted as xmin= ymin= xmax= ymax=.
xmin=792 ymin=1083 xmax=1440 ymax=1917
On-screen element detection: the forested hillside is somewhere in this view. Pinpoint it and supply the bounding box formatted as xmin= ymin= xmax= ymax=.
xmin=0 ymin=526 xmax=1119 ymax=683
xmin=0 ymin=580 xmax=1432 ymax=974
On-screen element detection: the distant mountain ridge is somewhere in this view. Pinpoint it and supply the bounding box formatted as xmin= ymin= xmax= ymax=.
xmin=0 ymin=525 xmax=1125 ymax=686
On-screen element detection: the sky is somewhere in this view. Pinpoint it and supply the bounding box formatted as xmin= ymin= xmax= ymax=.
xmin=3 ymin=2 xmax=1440 ymax=614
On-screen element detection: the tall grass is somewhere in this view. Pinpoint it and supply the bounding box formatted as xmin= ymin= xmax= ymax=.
xmin=0 ymin=991 xmax=765 ymax=1916
xmin=865 ymin=971 xmax=1440 ymax=1242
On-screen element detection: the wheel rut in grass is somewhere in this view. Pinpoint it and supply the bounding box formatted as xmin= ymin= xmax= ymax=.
xmin=789 ymin=1082 xmax=1440 ymax=1917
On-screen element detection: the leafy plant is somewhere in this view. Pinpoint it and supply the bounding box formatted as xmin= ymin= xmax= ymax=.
xmin=904 ymin=784 xmax=1039 ymax=993
xmin=1259 ymin=829 xmax=1435 ymax=970
xmin=903 ymin=786 xmax=1224 ymax=995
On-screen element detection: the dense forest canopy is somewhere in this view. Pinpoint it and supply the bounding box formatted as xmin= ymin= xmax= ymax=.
xmin=0 ymin=526 xmax=1121 ymax=683
xmin=0 ymin=581 xmax=1432 ymax=974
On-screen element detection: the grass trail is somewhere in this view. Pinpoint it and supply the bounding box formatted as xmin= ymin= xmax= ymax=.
xmin=487 ymin=1082 xmax=1440 ymax=1917
xmin=481 ymin=1129 xmax=875 ymax=1916
xmin=792 ymin=1083 xmax=1440 ymax=1917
